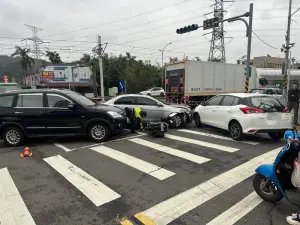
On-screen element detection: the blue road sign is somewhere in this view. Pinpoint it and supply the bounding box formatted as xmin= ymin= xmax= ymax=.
xmin=119 ymin=80 xmax=124 ymax=91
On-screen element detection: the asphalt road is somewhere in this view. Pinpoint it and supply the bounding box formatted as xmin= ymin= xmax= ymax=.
xmin=0 ymin=125 xmax=296 ymax=225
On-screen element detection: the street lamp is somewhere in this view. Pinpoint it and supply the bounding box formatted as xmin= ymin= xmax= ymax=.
xmin=159 ymin=42 xmax=172 ymax=88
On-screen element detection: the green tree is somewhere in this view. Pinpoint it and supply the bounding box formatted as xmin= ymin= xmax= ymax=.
xmin=11 ymin=46 xmax=35 ymax=75
xmin=46 ymin=51 xmax=62 ymax=64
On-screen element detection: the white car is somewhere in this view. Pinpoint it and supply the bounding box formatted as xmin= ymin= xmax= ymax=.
xmin=140 ymin=87 xmax=165 ymax=97
xmin=194 ymin=93 xmax=293 ymax=141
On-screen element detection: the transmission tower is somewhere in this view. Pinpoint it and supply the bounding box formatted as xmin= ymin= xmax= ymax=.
xmin=24 ymin=24 xmax=45 ymax=59
xmin=206 ymin=0 xmax=234 ymax=63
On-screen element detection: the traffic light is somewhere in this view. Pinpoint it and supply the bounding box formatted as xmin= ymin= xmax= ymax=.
xmin=176 ymin=24 xmax=199 ymax=34
xmin=244 ymin=66 xmax=252 ymax=77
xmin=203 ymin=18 xmax=219 ymax=30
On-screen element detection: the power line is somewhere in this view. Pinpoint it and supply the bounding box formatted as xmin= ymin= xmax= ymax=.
xmin=252 ymin=31 xmax=279 ymax=49
xmin=38 ymin=0 xmax=201 ymax=39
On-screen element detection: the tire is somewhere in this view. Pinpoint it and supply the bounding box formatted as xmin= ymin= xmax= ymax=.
xmin=160 ymin=92 xmax=164 ymax=96
xmin=3 ymin=126 xmax=24 ymax=147
xmin=147 ymin=93 xmax=151 ymax=96
xmin=268 ymin=132 xmax=284 ymax=140
xmin=194 ymin=113 xmax=203 ymax=128
xmin=229 ymin=121 xmax=244 ymax=141
xmin=172 ymin=115 xmax=182 ymax=128
xmin=253 ymin=173 xmax=283 ymax=202
xmin=88 ymin=123 xmax=111 ymax=142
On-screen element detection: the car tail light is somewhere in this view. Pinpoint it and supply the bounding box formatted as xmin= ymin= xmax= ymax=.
xmin=239 ymin=106 xmax=264 ymax=114
xmin=283 ymin=107 xmax=290 ymax=112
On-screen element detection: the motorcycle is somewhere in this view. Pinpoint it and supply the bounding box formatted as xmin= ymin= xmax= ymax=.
xmin=253 ymin=128 xmax=300 ymax=207
xmin=141 ymin=112 xmax=174 ymax=138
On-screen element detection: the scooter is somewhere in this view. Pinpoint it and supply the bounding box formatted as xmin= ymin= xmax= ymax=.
xmin=253 ymin=128 xmax=300 ymax=207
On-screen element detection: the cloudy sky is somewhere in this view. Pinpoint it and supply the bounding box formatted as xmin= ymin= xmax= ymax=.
xmin=0 ymin=0 xmax=299 ymax=65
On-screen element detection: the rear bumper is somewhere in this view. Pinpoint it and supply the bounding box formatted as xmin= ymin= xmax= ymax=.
xmin=244 ymin=128 xmax=291 ymax=134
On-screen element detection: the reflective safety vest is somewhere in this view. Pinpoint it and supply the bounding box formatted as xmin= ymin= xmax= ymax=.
xmin=134 ymin=107 xmax=142 ymax=118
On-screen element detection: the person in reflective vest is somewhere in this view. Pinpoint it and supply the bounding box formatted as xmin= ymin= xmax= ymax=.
xmin=133 ymin=107 xmax=143 ymax=129
xmin=124 ymin=107 xmax=136 ymax=133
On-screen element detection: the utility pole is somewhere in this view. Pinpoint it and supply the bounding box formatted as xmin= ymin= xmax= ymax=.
xmin=98 ymin=36 xmax=104 ymax=99
xmin=92 ymin=36 xmax=107 ymax=100
xmin=159 ymin=42 xmax=172 ymax=88
xmin=288 ymin=51 xmax=292 ymax=92
xmin=245 ymin=3 xmax=253 ymax=93
xmin=282 ymin=0 xmax=293 ymax=98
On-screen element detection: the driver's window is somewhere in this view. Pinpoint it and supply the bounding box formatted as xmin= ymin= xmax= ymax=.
xmin=47 ymin=94 xmax=72 ymax=108
xmin=206 ymin=96 xmax=223 ymax=106
xmin=266 ymin=90 xmax=274 ymax=94
xmin=138 ymin=97 xmax=157 ymax=106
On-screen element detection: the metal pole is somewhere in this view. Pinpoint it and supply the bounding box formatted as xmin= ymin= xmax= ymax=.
xmin=161 ymin=50 xmax=164 ymax=88
xmin=283 ymin=0 xmax=293 ymax=98
xmin=93 ymin=71 xmax=97 ymax=97
xmin=98 ymin=36 xmax=104 ymax=99
xmin=244 ymin=3 xmax=253 ymax=93
xmin=160 ymin=42 xmax=172 ymax=88
xmin=287 ymin=51 xmax=292 ymax=92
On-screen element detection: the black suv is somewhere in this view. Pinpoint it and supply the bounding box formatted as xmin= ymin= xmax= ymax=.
xmin=0 ymin=89 xmax=126 ymax=147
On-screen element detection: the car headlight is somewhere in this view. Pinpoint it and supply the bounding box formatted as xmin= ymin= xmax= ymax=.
xmin=107 ymin=111 xmax=123 ymax=118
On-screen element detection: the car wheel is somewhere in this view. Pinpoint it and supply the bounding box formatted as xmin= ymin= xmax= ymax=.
xmin=147 ymin=93 xmax=151 ymax=96
xmin=268 ymin=132 xmax=284 ymax=140
xmin=172 ymin=115 xmax=182 ymax=128
xmin=88 ymin=123 xmax=111 ymax=142
xmin=194 ymin=113 xmax=202 ymax=127
xmin=160 ymin=92 xmax=164 ymax=96
xmin=3 ymin=126 xmax=24 ymax=147
xmin=229 ymin=121 xmax=244 ymax=141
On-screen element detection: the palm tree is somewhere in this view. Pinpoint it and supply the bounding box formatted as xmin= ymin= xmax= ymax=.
xmin=46 ymin=51 xmax=62 ymax=64
xmin=11 ymin=46 xmax=35 ymax=75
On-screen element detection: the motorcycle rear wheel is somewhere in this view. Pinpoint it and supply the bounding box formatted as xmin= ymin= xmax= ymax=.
xmin=253 ymin=173 xmax=283 ymax=202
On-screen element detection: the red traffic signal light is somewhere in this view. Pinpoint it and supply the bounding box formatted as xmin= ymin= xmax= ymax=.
xmin=176 ymin=24 xmax=199 ymax=34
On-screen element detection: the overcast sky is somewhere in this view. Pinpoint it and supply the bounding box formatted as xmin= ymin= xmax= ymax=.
xmin=0 ymin=0 xmax=299 ymax=65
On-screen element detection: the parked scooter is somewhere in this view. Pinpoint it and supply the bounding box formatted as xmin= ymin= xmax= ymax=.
xmin=253 ymin=128 xmax=300 ymax=207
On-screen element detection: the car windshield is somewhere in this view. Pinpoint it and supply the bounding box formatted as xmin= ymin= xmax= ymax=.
xmin=251 ymin=89 xmax=264 ymax=94
xmin=65 ymin=91 xmax=96 ymax=106
xmin=250 ymin=96 xmax=284 ymax=112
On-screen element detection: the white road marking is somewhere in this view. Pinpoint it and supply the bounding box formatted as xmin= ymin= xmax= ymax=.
xmin=0 ymin=167 xmax=36 ymax=225
xmin=178 ymin=129 xmax=260 ymax=146
xmin=164 ymin=134 xmax=239 ymax=152
xmin=141 ymin=147 xmax=281 ymax=225
xmin=129 ymin=138 xmax=211 ymax=165
xmin=72 ymin=133 xmax=147 ymax=150
xmin=54 ymin=143 xmax=72 ymax=152
xmin=44 ymin=155 xmax=121 ymax=206
xmin=90 ymin=146 xmax=175 ymax=180
xmin=206 ymin=192 xmax=263 ymax=225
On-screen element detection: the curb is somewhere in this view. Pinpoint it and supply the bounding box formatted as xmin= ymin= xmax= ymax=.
xmin=120 ymin=213 xmax=156 ymax=225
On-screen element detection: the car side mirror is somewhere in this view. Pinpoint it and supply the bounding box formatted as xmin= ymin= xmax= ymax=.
xmin=68 ymin=103 xmax=76 ymax=109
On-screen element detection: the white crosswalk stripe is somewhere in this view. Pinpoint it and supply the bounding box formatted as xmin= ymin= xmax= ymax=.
xmin=178 ymin=129 xmax=260 ymax=146
xmin=129 ymin=138 xmax=211 ymax=165
xmin=165 ymin=134 xmax=240 ymax=152
xmin=0 ymin=128 xmax=283 ymax=225
xmin=90 ymin=145 xmax=175 ymax=180
xmin=0 ymin=167 xmax=36 ymax=225
xmin=44 ymin=155 xmax=121 ymax=207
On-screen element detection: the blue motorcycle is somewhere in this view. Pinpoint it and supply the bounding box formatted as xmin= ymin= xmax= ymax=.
xmin=253 ymin=129 xmax=300 ymax=208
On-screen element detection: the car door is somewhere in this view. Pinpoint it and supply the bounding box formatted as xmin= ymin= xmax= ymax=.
xmin=113 ymin=96 xmax=138 ymax=111
xmin=201 ymin=95 xmax=224 ymax=126
xmin=0 ymin=94 xmax=15 ymax=120
xmin=13 ymin=93 xmax=46 ymax=135
xmin=45 ymin=93 xmax=86 ymax=134
xmin=216 ymin=96 xmax=239 ymax=129
xmin=136 ymin=96 xmax=163 ymax=122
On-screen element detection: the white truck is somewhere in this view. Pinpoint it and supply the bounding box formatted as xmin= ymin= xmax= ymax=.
xmin=165 ymin=60 xmax=266 ymax=107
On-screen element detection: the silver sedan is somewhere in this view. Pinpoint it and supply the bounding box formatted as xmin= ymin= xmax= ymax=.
xmin=104 ymin=94 xmax=193 ymax=127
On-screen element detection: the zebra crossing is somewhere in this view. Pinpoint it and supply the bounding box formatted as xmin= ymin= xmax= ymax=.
xmin=0 ymin=128 xmax=287 ymax=225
